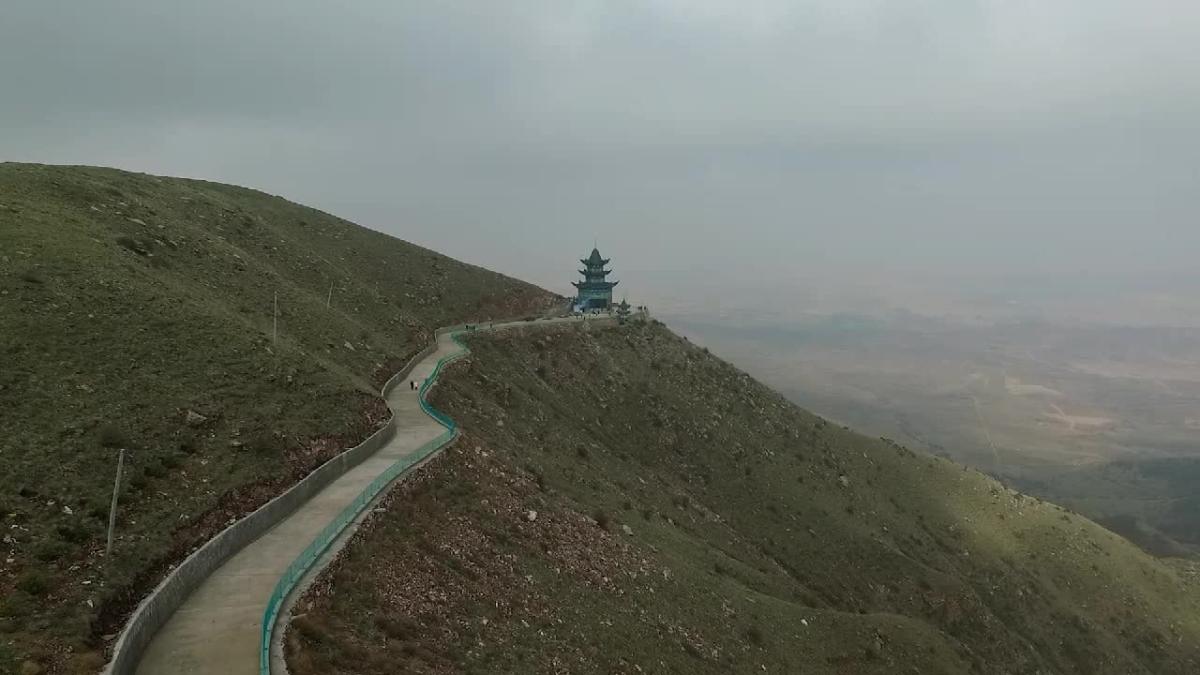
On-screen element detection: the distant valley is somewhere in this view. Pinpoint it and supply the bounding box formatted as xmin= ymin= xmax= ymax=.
xmin=659 ymin=299 xmax=1200 ymax=557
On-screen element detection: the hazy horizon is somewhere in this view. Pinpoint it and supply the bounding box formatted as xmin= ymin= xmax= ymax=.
xmin=4 ymin=1 xmax=1199 ymax=318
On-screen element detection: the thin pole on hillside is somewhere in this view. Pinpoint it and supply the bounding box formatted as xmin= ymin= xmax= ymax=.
xmin=105 ymin=449 xmax=125 ymax=557
xmin=327 ymin=283 xmax=333 ymax=309
xmin=273 ymin=291 xmax=278 ymax=345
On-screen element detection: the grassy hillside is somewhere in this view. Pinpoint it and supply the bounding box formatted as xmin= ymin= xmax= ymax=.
xmin=1007 ymin=458 xmax=1200 ymax=558
xmin=0 ymin=163 xmax=559 ymax=674
xmin=288 ymin=320 xmax=1200 ymax=674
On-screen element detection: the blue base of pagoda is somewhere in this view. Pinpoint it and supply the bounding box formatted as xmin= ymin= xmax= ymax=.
xmin=573 ymin=297 xmax=611 ymax=313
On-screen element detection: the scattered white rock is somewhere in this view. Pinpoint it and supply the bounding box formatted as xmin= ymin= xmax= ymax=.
xmin=61 ymin=505 xmax=73 ymax=516
xmin=621 ymin=524 xmax=633 ymax=536
xmin=800 ymin=618 xmax=809 ymax=626
xmin=838 ymin=475 xmax=850 ymax=487
xmin=343 ymin=341 xmax=355 ymax=351
xmin=185 ymin=410 xmax=208 ymax=426
xmin=526 ymin=510 xmax=538 ymax=522
xmin=128 ymin=218 xmax=146 ymax=226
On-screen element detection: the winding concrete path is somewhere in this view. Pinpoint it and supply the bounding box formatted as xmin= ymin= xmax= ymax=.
xmin=134 ymin=316 xmax=592 ymax=674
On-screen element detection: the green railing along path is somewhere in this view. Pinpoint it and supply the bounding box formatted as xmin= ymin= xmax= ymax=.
xmin=129 ymin=327 xmax=473 ymax=675
xmin=125 ymin=316 xmax=596 ymax=675
xmin=258 ymin=331 xmax=468 ymax=673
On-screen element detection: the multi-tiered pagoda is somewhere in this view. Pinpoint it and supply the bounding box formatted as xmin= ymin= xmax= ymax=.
xmin=573 ymin=246 xmax=618 ymax=311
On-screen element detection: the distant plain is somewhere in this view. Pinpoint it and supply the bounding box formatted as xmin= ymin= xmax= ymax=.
xmin=648 ymin=274 xmax=1200 ymax=556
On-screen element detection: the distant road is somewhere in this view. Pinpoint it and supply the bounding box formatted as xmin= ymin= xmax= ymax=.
xmin=970 ymin=394 xmax=1002 ymax=472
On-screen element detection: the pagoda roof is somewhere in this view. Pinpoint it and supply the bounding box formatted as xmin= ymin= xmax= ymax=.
xmin=580 ymin=247 xmax=610 ymax=267
xmin=572 ymin=279 xmax=618 ymax=289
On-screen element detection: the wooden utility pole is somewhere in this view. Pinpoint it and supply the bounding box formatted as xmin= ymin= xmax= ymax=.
xmin=273 ymin=291 xmax=278 ymax=345
xmin=105 ymin=449 xmax=125 ymax=557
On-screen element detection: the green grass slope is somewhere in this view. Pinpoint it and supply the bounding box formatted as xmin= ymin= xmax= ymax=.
xmin=0 ymin=163 xmax=559 ymax=674
xmin=288 ymin=320 xmax=1200 ymax=675
xmin=1006 ymin=458 xmax=1200 ymax=558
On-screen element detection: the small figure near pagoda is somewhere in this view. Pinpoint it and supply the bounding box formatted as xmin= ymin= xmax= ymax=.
xmin=572 ymin=246 xmax=618 ymax=312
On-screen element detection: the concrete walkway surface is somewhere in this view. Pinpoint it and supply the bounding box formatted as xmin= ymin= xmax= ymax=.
xmin=134 ymin=316 xmax=595 ymax=674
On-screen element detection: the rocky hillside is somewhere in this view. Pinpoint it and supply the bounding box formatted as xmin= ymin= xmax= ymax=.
xmin=287 ymin=319 xmax=1200 ymax=674
xmin=0 ymin=163 xmax=559 ymax=674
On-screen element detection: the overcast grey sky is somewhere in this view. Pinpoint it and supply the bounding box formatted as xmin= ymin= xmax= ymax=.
xmin=3 ymin=1 xmax=1198 ymax=299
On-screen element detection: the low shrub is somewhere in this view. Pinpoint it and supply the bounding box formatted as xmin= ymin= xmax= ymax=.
xmin=178 ymin=433 xmax=199 ymax=454
xmin=593 ymin=510 xmax=610 ymax=530
xmin=143 ymin=461 xmax=167 ymax=479
xmin=33 ymin=539 xmax=72 ymax=562
xmin=15 ymin=571 xmax=50 ymax=597
xmin=114 ymin=235 xmax=147 ymax=255
xmin=249 ymin=431 xmax=286 ymax=456
xmin=56 ymin=522 xmax=90 ymax=544
xmin=18 ymin=269 xmax=45 ymax=284
xmin=374 ymin=614 xmax=420 ymax=640
xmin=97 ymin=425 xmax=127 ymax=449
xmin=291 ymin=616 xmax=329 ymax=645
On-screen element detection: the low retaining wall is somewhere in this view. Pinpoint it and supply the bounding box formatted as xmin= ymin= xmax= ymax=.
xmin=107 ymin=317 xmax=595 ymax=674
xmin=259 ymin=331 xmax=469 ymax=673
xmin=103 ymin=339 xmax=440 ymax=675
